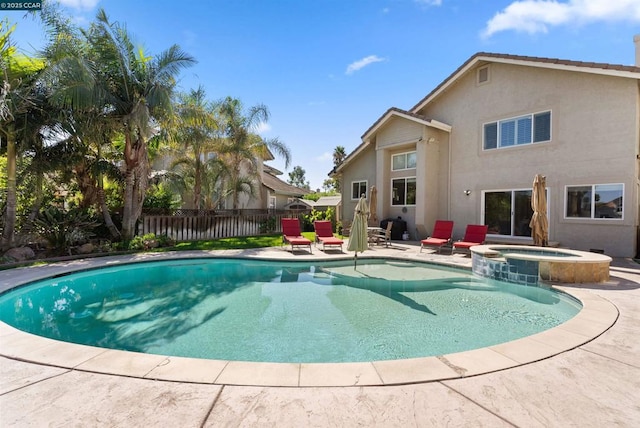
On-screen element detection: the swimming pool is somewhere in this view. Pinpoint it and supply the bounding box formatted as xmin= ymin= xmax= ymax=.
xmin=0 ymin=258 xmax=581 ymax=364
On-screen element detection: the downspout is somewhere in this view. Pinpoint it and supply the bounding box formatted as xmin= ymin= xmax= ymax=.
xmin=447 ymin=133 xmax=452 ymax=219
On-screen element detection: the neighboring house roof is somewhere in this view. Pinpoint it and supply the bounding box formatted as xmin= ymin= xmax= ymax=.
xmin=264 ymin=163 xmax=283 ymax=176
xmin=263 ymin=171 xmax=307 ymax=196
xmin=284 ymin=198 xmax=314 ymax=209
xmin=411 ymin=51 xmax=640 ymax=112
xmin=315 ymin=196 xmax=341 ymax=207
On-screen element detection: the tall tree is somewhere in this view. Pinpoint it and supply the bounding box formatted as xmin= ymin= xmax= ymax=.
xmin=288 ymin=165 xmax=310 ymax=190
xmin=164 ymin=87 xmax=222 ymax=210
xmin=331 ymin=145 xmax=347 ymax=193
xmin=333 ymin=145 xmax=346 ymax=167
xmin=46 ymin=9 xmax=195 ymax=239
xmin=216 ymin=97 xmax=291 ymax=209
xmin=0 ymin=20 xmax=46 ymax=249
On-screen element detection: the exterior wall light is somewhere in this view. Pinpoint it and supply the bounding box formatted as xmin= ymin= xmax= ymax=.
xmin=463 ymin=189 xmax=472 ymax=196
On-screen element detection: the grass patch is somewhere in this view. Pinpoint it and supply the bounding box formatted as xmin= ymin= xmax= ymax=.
xmin=169 ymin=232 xmax=316 ymax=251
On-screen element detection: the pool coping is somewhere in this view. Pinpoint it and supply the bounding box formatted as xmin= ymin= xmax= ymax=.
xmin=0 ymin=250 xmax=620 ymax=387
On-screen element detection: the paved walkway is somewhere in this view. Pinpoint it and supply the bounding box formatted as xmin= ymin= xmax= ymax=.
xmin=1 ymin=242 xmax=639 ymax=427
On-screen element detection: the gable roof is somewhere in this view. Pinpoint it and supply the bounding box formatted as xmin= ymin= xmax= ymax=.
xmin=361 ymin=107 xmax=452 ymax=142
xmin=411 ymin=51 xmax=640 ymax=112
xmin=263 ymin=172 xmax=307 ymax=196
xmin=332 ymin=108 xmax=451 ymax=174
xmin=315 ymin=196 xmax=341 ymax=206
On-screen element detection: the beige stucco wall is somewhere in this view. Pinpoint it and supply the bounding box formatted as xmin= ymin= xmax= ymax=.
xmin=416 ymin=62 xmax=638 ymax=257
xmin=356 ymin=117 xmax=451 ymax=239
xmin=340 ymin=144 xmax=377 ymax=226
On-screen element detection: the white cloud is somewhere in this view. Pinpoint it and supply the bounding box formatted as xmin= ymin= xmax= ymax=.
xmin=414 ymin=0 xmax=443 ymax=6
xmin=482 ymin=0 xmax=640 ymax=38
xmin=57 ymin=0 xmax=101 ymax=11
xmin=345 ymin=55 xmax=387 ymax=75
xmin=255 ymin=122 xmax=271 ymax=134
xmin=316 ymin=151 xmax=333 ymax=162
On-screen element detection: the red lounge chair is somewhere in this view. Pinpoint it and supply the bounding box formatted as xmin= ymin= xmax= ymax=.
xmin=313 ymin=220 xmax=343 ymax=251
xmin=420 ymin=220 xmax=454 ymax=253
xmin=281 ymin=218 xmax=312 ymax=253
xmin=452 ymin=224 xmax=488 ymax=254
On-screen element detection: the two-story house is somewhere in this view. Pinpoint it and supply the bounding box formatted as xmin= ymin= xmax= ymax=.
xmin=333 ymin=43 xmax=640 ymax=257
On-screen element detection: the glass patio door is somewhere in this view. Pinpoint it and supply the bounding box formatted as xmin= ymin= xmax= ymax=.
xmin=483 ymin=190 xmax=536 ymax=237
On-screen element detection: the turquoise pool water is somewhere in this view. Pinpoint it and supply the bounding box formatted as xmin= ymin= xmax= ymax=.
xmin=0 ymin=258 xmax=581 ymax=363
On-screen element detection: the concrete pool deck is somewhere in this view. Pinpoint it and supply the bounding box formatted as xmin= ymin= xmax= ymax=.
xmin=1 ymin=241 xmax=639 ymax=426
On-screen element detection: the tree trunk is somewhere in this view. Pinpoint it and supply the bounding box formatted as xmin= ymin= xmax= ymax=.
xmin=1 ymin=132 xmax=17 ymax=250
xmin=27 ymin=172 xmax=44 ymax=224
xmin=194 ymin=161 xmax=202 ymax=210
xmin=97 ymin=180 xmax=121 ymax=239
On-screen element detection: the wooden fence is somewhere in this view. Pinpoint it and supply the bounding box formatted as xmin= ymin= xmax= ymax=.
xmin=139 ymin=210 xmax=310 ymax=242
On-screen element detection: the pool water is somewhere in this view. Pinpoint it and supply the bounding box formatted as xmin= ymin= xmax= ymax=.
xmin=0 ymin=258 xmax=581 ymax=363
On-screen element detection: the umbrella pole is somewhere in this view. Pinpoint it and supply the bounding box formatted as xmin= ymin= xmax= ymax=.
xmin=354 ymin=252 xmax=357 ymax=269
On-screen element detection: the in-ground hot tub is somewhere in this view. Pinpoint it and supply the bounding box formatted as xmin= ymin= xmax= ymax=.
xmin=471 ymin=245 xmax=612 ymax=284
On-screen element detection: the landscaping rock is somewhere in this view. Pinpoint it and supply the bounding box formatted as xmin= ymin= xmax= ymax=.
xmin=4 ymin=246 xmax=36 ymax=262
xmin=78 ymin=243 xmax=95 ymax=254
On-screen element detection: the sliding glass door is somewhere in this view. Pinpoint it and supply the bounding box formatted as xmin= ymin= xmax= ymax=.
xmin=483 ymin=189 xmax=539 ymax=237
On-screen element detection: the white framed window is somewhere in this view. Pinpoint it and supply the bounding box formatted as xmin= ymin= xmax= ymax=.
xmin=484 ymin=111 xmax=551 ymax=150
xmin=391 ymin=177 xmax=416 ymax=206
xmin=392 ymin=151 xmax=417 ymax=171
xmin=351 ymin=180 xmax=367 ymax=200
xmin=268 ymin=196 xmax=276 ymax=209
xmin=565 ymin=183 xmax=623 ymax=219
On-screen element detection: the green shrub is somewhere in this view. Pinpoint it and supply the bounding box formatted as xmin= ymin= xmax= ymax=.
xmin=128 ymin=233 xmax=174 ymax=251
xmin=32 ymin=206 xmax=98 ymax=252
xmin=259 ymin=216 xmax=277 ymax=233
xmin=302 ymin=208 xmax=335 ymax=231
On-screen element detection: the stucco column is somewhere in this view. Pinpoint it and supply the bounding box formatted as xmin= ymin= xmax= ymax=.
xmin=375 ymin=147 xmax=385 ymax=223
xmin=415 ymin=138 xmax=428 ymax=237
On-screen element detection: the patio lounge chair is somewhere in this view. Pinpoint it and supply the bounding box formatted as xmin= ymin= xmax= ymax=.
xmin=452 ymin=224 xmax=488 ymax=254
xmin=313 ymin=220 xmax=344 ymax=251
xmin=420 ymin=220 xmax=454 ymax=253
xmin=281 ymin=218 xmax=312 ymax=253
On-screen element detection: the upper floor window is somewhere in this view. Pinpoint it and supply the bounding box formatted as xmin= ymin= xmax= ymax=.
xmin=351 ymin=180 xmax=367 ymax=200
xmin=392 ymin=151 xmax=417 ymax=171
xmin=484 ymin=111 xmax=551 ymax=150
xmin=565 ymin=183 xmax=623 ymax=219
xmin=392 ymin=177 xmax=416 ymax=206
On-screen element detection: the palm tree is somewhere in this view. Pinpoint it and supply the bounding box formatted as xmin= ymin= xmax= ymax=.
xmin=333 ymin=145 xmax=346 ymax=167
xmin=163 ymin=87 xmax=222 ymax=210
xmin=216 ymin=97 xmax=291 ymax=209
xmin=46 ymin=9 xmax=195 ymax=239
xmin=331 ymin=145 xmax=347 ymax=193
xmin=0 ymin=20 xmax=47 ymax=249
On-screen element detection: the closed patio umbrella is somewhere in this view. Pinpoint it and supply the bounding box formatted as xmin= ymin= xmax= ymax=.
xmin=347 ymin=194 xmax=369 ymax=268
xmin=368 ymin=186 xmax=378 ymax=227
xmin=529 ymin=174 xmax=549 ymax=247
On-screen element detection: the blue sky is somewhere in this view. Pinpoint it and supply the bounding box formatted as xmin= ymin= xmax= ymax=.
xmin=3 ymin=0 xmax=640 ymax=190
